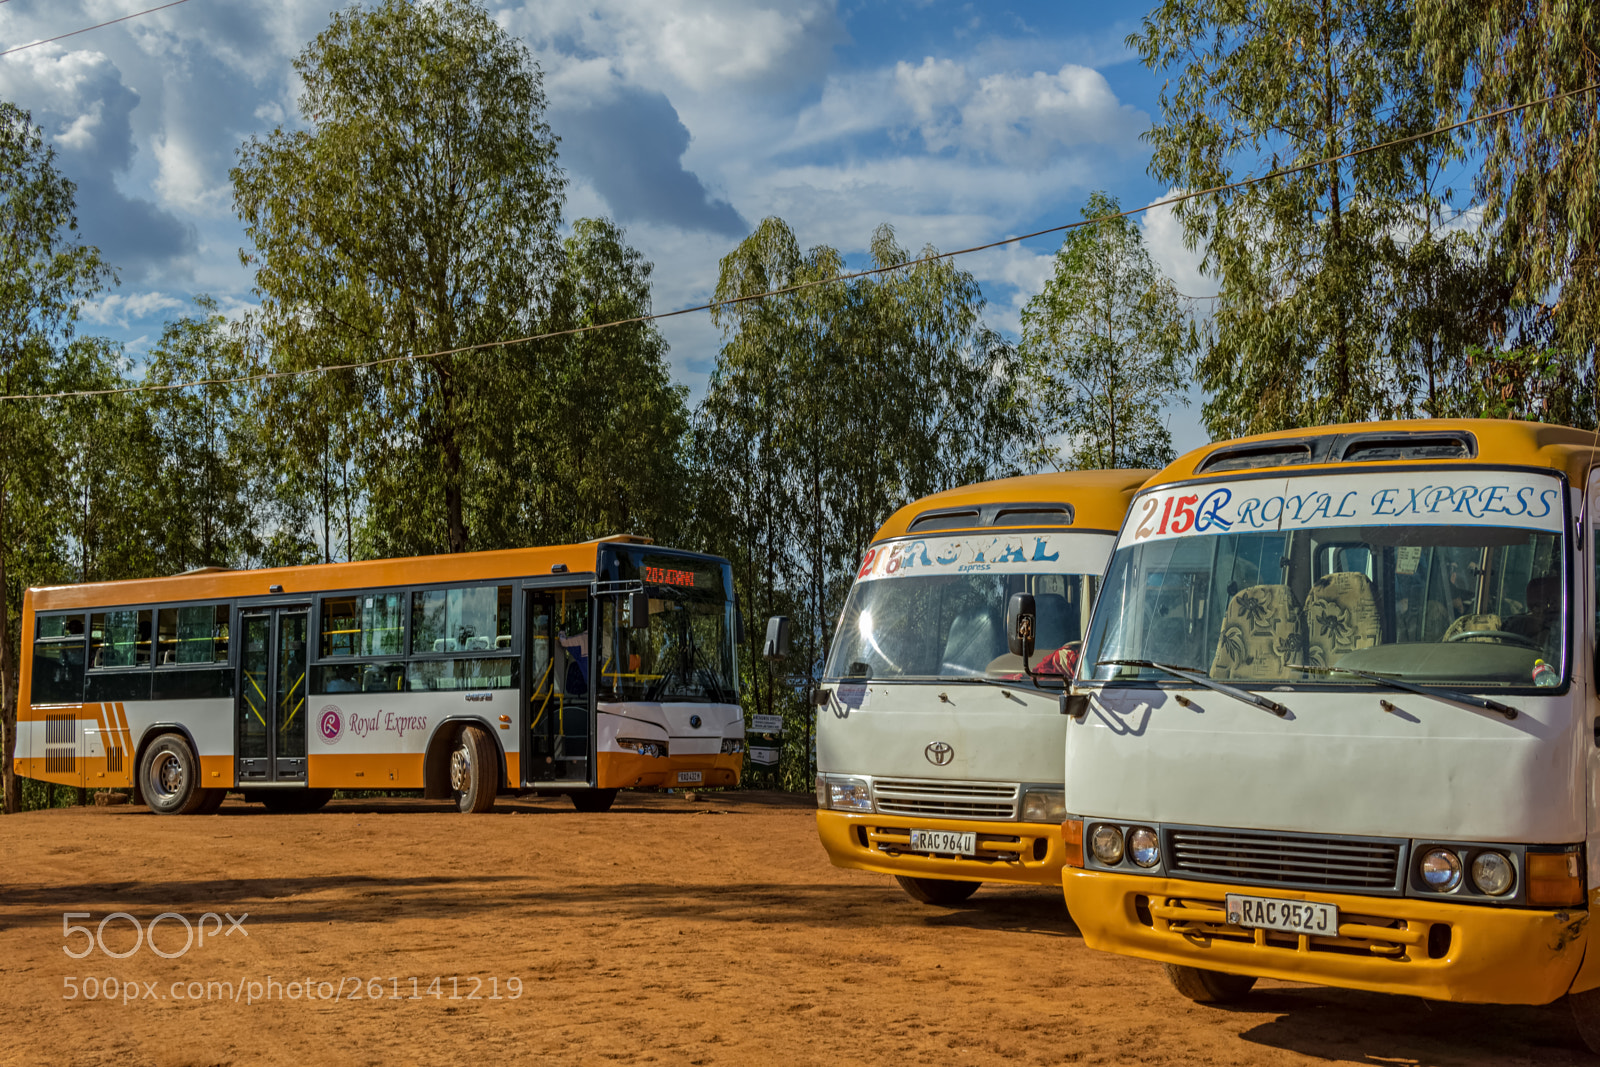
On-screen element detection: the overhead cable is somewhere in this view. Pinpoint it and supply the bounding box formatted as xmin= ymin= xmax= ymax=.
xmin=0 ymin=0 xmax=196 ymax=58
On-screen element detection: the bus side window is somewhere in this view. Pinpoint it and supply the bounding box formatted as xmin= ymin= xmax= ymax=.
xmin=32 ymin=614 xmax=86 ymax=705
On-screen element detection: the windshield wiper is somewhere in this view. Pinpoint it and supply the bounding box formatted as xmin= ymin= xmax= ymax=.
xmin=1096 ymin=659 xmax=1290 ymax=718
xmin=1284 ymin=663 xmax=1517 ymax=721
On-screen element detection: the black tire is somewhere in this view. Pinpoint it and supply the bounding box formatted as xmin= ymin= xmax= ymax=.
xmin=1569 ymin=988 xmax=1600 ymax=1055
xmin=260 ymin=789 xmax=334 ymax=813
xmin=568 ymin=788 xmax=618 ymax=813
xmin=449 ymin=726 xmax=499 ymax=813
xmin=894 ymin=875 xmax=981 ymax=906
xmin=192 ymin=789 xmax=227 ymax=815
xmin=1165 ymin=964 xmax=1258 ymax=1003
xmin=138 ymin=734 xmax=208 ymax=815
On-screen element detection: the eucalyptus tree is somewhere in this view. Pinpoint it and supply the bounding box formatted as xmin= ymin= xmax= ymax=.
xmin=1414 ymin=1 xmax=1600 ymax=376
xmin=1130 ymin=0 xmax=1458 ymax=436
xmin=1019 ymin=192 xmax=1195 ymax=470
xmin=232 ymin=0 xmax=566 ymax=557
xmin=697 ymin=217 xmax=1026 ymax=787
xmin=0 ymin=102 xmax=113 ymax=813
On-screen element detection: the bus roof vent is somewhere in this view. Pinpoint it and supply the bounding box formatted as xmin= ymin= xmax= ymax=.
xmin=1338 ymin=431 xmax=1477 ymax=463
xmin=1196 ymin=439 xmax=1321 ymax=474
xmin=909 ymin=508 xmax=980 ymax=532
xmin=909 ymin=502 xmax=1075 ymax=532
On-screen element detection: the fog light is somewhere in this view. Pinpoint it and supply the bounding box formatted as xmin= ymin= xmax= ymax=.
xmin=1421 ymin=848 xmax=1463 ymax=892
xmin=1470 ymin=851 xmax=1514 ymax=896
xmin=1128 ymin=827 xmax=1160 ymax=867
xmin=1022 ymin=789 xmax=1066 ymax=823
xmin=1090 ymin=824 xmax=1125 ymax=865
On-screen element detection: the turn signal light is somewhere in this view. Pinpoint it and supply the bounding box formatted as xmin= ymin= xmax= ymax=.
xmin=1526 ymin=851 xmax=1584 ymax=906
xmin=1062 ymin=818 xmax=1085 ymax=869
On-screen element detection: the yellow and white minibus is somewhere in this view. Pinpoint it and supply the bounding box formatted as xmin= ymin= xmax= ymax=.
xmin=18 ymin=537 xmax=744 ymax=814
xmin=1059 ymin=419 xmax=1600 ymax=1046
xmin=815 ymin=470 xmax=1150 ymax=904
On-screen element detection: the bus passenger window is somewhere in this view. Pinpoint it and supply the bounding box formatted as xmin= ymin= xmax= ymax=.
xmin=32 ymin=615 xmax=86 ymax=704
xmin=156 ymin=604 xmax=232 ymax=665
xmin=411 ymin=586 xmax=512 ymax=653
xmin=89 ymin=609 xmax=152 ymax=669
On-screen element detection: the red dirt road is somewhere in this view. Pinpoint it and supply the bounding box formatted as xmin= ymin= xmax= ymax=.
xmin=0 ymin=791 xmax=1591 ymax=1066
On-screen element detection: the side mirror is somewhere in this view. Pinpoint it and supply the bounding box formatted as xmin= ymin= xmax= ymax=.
xmin=1006 ymin=592 xmax=1036 ymax=658
xmin=763 ymin=616 xmax=791 ymax=661
xmin=626 ymin=591 xmax=650 ymax=628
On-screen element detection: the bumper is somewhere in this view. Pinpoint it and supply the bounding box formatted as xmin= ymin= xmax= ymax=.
xmin=597 ymin=750 xmax=741 ymax=789
xmin=1062 ymin=869 xmax=1589 ymax=1005
xmin=817 ymin=809 xmax=1064 ymax=886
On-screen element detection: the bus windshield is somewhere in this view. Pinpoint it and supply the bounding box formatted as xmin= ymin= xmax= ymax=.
xmin=1082 ymin=470 xmax=1568 ymax=689
xmin=823 ymin=532 xmax=1106 ymax=685
xmin=598 ymin=550 xmax=738 ymax=704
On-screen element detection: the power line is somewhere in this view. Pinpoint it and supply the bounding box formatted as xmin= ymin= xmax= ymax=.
xmin=2 ymin=77 xmax=1597 ymax=404
xmin=0 ymin=0 xmax=195 ymax=58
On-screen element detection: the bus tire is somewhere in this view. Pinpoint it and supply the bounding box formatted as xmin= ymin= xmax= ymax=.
xmin=193 ymin=789 xmax=227 ymax=815
xmin=568 ymin=789 xmax=618 ymax=813
xmin=894 ymin=876 xmax=981 ymax=906
xmin=1569 ymin=988 xmax=1600 ymax=1054
xmin=261 ymin=789 xmax=333 ymax=813
xmin=138 ymin=734 xmax=207 ymax=816
xmin=1165 ymin=964 xmax=1257 ymax=1003
xmin=450 ymin=726 xmax=498 ymax=813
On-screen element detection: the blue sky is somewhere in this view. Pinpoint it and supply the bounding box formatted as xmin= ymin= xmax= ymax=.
xmin=0 ymin=0 xmax=1215 ymax=453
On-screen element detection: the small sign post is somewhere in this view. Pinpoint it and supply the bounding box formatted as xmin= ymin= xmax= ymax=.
xmin=748 ymin=713 xmax=783 ymax=780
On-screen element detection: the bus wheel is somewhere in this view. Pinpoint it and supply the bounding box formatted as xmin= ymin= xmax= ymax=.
xmin=450 ymin=727 xmax=498 ymax=813
xmin=1568 ymin=988 xmax=1600 ymax=1053
xmin=568 ymin=789 xmax=618 ymax=813
xmin=138 ymin=734 xmax=208 ymax=816
xmin=193 ymin=789 xmax=227 ymax=815
xmin=261 ymin=789 xmax=333 ymax=813
xmin=894 ymin=876 xmax=980 ymax=906
xmin=1165 ymin=964 xmax=1257 ymax=1003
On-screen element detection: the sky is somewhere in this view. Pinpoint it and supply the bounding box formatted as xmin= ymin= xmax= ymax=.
xmin=0 ymin=0 xmax=1216 ymax=454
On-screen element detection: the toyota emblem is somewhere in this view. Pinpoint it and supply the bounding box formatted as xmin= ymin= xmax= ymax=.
xmin=925 ymin=741 xmax=954 ymax=766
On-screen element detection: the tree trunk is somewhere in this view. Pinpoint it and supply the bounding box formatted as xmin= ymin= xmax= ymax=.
xmin=0 ymin=488 xmax=20 ymax=815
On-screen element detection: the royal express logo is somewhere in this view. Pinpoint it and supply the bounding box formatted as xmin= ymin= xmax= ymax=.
xmin=317 ymin=705 xmax=428 ymax=745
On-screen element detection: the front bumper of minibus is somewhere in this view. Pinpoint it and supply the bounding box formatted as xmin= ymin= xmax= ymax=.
xmin=597 ymin=751 xmax=741 ymax=790
xmin=817 ymin=809 xmax=1064 ymax=886
xmin=1062 ymin=869 xmax=1588 ymax=1005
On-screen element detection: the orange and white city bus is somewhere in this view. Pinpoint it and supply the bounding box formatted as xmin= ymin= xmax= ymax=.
xmin=17 ymin=536 xmax=744 ymax=815
xmin=1060 ymin=420 xmax=1600 ymax=1047
xmin=815 ymin=470 xmax=1150 ymax=904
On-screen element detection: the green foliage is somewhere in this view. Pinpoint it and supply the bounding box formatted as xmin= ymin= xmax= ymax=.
xmin=696 ymin=217 xmax=1027 ymax=787
xmin=1019 ymin=191 xmax=1196 ymax=470
xmin=1130 ymin=0 xmax=1463 ymax=436
xmin=233 ymin=0 xmax=566 ymax=557
xmin=1414 ymin=0 xmax=1600 ymax=370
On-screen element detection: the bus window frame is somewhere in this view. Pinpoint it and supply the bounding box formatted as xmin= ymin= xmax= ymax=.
xmin=151 ymin=599 xmax=234 ymax=671
xmin=31 ymin=611 xmax=89 ymax=706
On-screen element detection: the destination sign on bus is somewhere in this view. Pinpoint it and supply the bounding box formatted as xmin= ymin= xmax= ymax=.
xmin=643 ymin=565 xmax=698 ymax=587
xmin=1122 ymin=470 xmax=1565 ymax=547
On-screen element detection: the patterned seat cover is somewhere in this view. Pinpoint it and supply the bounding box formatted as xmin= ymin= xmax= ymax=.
xmin=1305 ymin=572 xmax=1382 ymax=668
xmin=1442 ymin=612 xmax=1505 ymax=643
xmin=1211 ymin=584 xmax=1305 ymax=681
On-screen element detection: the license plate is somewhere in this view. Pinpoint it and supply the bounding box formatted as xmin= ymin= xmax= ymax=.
xmin=676 ymin=771 xmax=703 ymax=784
xmin=1225 ymin=893 xmax=1338 ymax=936
xmin=909 ymin=829 xmax=977 ymax=856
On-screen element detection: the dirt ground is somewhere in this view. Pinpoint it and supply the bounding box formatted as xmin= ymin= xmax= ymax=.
xmin=0 ymin=790 xmax=1592 ymax=1067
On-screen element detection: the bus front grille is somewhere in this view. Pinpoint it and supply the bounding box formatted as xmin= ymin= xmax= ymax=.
xmin=1166 ymin=826 xmax=1406 ymax=894
xmin=872 ymin=777 xmax=1018 ymax=820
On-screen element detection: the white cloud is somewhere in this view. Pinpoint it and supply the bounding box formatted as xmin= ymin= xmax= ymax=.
xmin=82 ymin=290 xmax=187 ymax=328
xmin=1139 ymin=192 xmax=1216 ymax=301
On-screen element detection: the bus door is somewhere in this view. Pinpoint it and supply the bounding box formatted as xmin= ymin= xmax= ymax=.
xmin=523 ymin=588 xmax=593 ymax=785
xmin=237 ymin=606 xmax=311 ymax=785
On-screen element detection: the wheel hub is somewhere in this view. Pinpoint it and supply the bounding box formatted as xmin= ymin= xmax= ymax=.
xmin=449 ymin=745 xmax=471 ymax=792
xmin=151 ymin=752 xmax=183 ymax=799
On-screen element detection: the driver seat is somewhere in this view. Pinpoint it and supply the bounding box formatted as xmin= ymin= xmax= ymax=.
xmin=1441 ymin=613 xmax=1503 ymax=643
xmin=1304 ymin=572 xmax=1380 ymax=668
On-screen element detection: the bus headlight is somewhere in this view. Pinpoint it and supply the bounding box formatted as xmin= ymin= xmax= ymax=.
xmin=616 ymin=737 xmax=667 ymax=758
xmin=1128 ymin=827 xmax=1160 ymax=867
xmin=720 ymin=738 xmax=744 ymax=754
xmin=1470 ymin=851 xmax=1515 ymax=896
xmin=1090 ymin=824 xmax=1125 ymax=865
xmin=816 ymin=775 xmax=871 ymax=812
xmin=1420 ymin=848 xmax=1463 ymax=892
xmin=1021 ymin=789 xmax=1066 ymax=823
